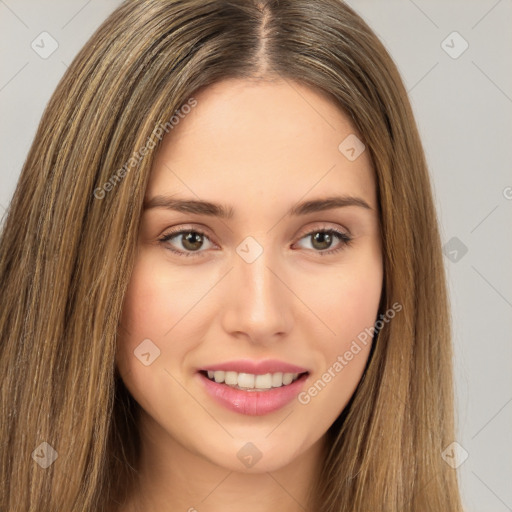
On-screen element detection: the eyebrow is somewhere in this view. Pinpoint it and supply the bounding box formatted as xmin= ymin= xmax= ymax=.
xmin=143 ymin=194 xmax=373 ymax=219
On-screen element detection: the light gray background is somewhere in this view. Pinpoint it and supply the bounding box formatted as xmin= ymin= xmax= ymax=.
xmin=1 ymin=1 xmax=511 ymax=510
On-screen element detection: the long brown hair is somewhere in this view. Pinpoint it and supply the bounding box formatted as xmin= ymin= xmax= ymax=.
xmin=0 ymin=1 xmax=463 ymax=510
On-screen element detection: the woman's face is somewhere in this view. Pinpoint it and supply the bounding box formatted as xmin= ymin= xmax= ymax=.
xmin=117 ymin=78 xmax=383 ymax=473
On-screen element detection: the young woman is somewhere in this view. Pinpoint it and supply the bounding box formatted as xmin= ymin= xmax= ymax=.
xmin=0 ymin=1 xmax=464 ymax=510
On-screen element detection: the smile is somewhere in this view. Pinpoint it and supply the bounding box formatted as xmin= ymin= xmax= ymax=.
xmin=203 ymin=370 xmax=303 ymax=391
xmin=197 ymin=359 xmax=310 ymax=416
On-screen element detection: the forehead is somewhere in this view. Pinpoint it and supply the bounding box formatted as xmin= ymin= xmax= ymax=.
xmin=146 ymin=78 xmax=376 ymax=212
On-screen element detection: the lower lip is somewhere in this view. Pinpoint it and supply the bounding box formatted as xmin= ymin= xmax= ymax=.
xmin=198 ymin=372 xmax=309 ymax=416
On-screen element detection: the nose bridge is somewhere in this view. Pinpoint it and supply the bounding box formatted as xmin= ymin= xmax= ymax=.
xmin=221 ymin=236 xmax=292 ymax=341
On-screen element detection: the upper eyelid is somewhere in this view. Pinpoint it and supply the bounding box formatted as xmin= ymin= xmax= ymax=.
xmin=161 ymin=221 xmax=350 ymax=238
xmin=296 ymin=223 xmax=351 ymax=238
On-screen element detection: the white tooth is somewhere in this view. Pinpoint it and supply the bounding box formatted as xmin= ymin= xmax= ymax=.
xmin=224 ymin=371 xmax=238 ymax=385
xmin=282 ymin=373 xmax=294 ymax=385
xmin=255 ymin=373 xmax=272 ymax=389
xmin=238 ymin=372 xmax=255 ymax=388
xmin=213 ymin=370 xmax=225 ymax=383
xmin=212 ymin=370 xmax=299 ymax=389
xmin=271 ymin=372 xmax=283 ymax=387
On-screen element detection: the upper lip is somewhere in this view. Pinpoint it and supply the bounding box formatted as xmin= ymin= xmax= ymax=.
xmin=199 ymin=359 xmax=309 ymax=375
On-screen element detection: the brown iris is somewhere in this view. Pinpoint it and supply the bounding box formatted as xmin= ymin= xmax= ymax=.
xmin=310 ymin=231 xmax=333 ymax=250
xmin=181 ymin=231 xmax=204 ymax=251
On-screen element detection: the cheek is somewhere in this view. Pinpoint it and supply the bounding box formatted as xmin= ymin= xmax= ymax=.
xmin=119 ymin=250 xmax=203 ymax=340
xmin=308 ymin=248 xmax=383 ymax=348
xmin=119 ymin=262 xmax=166 ymax=340
xmin=116 ymin=249 xmax=223 ymax=385
xmin=298 ymin=250 xmax=382 ymax=412
xmin=115 ymin=255 xmax=198 ymax=414
xmin=117 ymin=253 xmax=189 ymax=372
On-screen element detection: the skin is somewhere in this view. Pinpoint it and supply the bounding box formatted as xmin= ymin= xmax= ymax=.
xmin=116 ymin=77 xmax=383 ymax=512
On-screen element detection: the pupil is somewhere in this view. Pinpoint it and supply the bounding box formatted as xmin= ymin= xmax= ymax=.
xmin=312 ymin=232 xmax=332 ymax=250
xmin=183 ymin=232 xmax=203 ymax=251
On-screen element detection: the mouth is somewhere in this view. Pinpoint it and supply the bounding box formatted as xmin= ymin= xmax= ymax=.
xmin=197 ymin=363 xmax=310 ymax=416
xmin=199 ymin=369 xmax=308 ymax=391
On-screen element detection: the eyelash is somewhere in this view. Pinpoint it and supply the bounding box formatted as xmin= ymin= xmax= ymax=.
xmin=158 ymin=226 xmax=353 ymax=258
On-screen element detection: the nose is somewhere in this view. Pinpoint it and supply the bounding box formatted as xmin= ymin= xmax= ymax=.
xmin=220 ymin=244 xmax=293 ymax=345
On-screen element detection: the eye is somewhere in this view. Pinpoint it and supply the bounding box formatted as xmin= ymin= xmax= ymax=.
xmin=294 ymin=228 xmax=353 ymax=255
xmin=158 ymin=228 xmax=215 ymax=257
xmin=158 ymin=226 xmax=353 ymax=258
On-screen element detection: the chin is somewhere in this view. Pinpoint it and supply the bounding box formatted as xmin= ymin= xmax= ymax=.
xmin=195 ymin=432 xmax=314 ymax=474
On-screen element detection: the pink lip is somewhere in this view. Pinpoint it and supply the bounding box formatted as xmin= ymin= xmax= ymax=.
xmin=197 ymin=371 xmax=309 ymax=416
xmin=199 ymin=359 xmax=309 ymax=375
